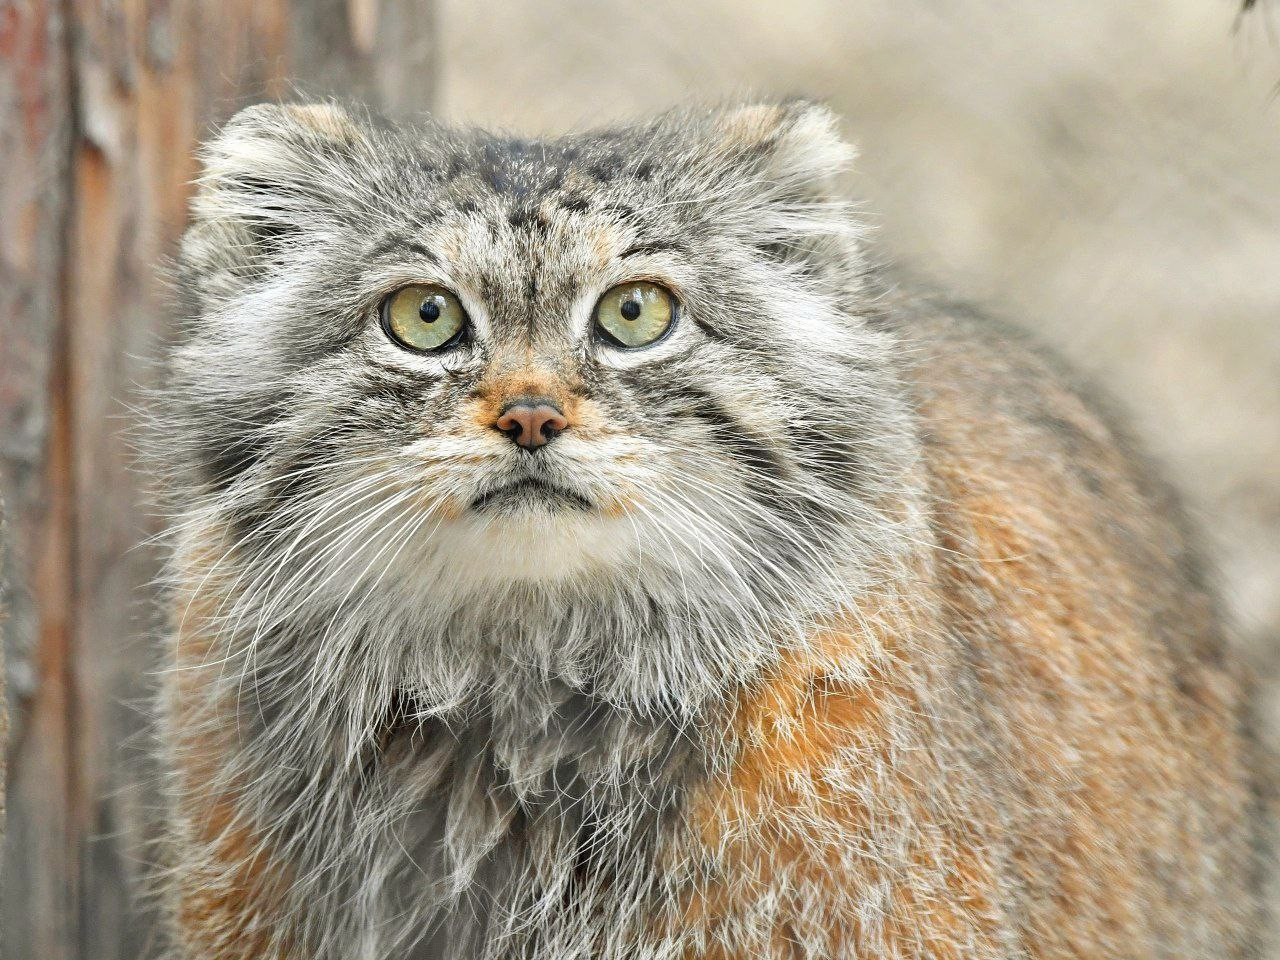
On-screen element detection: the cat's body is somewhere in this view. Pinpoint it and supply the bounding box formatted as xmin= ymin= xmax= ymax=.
xmin=154 ymin=101 xmax=1261 ymax=959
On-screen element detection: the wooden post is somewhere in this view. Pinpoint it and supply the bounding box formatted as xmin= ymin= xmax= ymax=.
xmin=1 ymin=492 xmax=8 ymax=877
xmin=0 ymin=2 xmax=438 ymax=957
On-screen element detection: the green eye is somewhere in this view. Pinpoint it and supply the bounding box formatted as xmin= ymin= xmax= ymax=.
xmin=381 ymin=284 xmax=468 ymax=352
xmin=594 ymin=281 xmax=676 ymax=349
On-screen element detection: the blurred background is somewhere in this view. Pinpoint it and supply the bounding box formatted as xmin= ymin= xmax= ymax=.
xmin=2 ymin=0 xmax=1278 ymax=956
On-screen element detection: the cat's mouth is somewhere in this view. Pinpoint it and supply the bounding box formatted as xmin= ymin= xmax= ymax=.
xmin=470 ymin=477 xmax=594 ymax=512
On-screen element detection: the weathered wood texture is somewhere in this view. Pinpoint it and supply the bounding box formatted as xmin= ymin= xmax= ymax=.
xmin=0 ymin=3 xmax=438 ymax=958
xmin=1 ymin=494 xmax=7 ymax=874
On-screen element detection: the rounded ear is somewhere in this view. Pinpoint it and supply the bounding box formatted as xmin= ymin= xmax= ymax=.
xmin=706 ymin=99 xmax=856 ymax=199
xmin=698 ymin=100 xmax=864 ymax=282
xmin=180 ymin=102 xmax=372 ymax=303
xmin=193 ymin=101 xmax=370 ymax=221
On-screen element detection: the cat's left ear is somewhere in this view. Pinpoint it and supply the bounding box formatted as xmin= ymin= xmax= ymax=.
xmin=705 ymin=100 xmax=856 ymax=201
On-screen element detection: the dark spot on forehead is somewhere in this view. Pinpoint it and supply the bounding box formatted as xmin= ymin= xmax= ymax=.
xmin=367 ymin=235 xmax=439 ymax=264
xmin=480 ymin=142 xmax=518 ymax=196
xmin=445 ymin=153 xmax=467 ymax=180
xmin=756 ymin=240 xmax=789 ymax=262
xmin=503 ymin=137 xmax=534 ymax=158
xmin=507 ymin=204 xmax=549 ymax=233
xmin=620 ymin=239 xmax=684 ymax=258
xmin=560 ymin=193 xmax=593 ymax=214
xmin=471 ymin=135 xmax=600 ymax=207
xmin=599 ymin=201 xmax=637 ymax=220
xmin=588 ymin=159 xmax=623 ymax=183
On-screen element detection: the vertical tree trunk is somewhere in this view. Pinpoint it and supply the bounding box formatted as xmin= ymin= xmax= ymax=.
xmin=0 ymin=3 xmax=438 ymax=957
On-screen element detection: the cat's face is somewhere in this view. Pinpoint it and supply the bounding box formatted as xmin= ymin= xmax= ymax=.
xmin=167 ymin=101 xmax=908 ymax=616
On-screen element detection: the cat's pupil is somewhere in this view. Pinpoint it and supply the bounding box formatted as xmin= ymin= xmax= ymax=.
xmin=420 ymin=299 xmax=441 ymax=323
xmin=620 ymin=299 xmax=641 ymax=321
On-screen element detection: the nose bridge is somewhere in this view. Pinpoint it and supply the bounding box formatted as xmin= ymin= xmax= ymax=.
xmin=485 ymin=348 xmax=570 ymax=408
xmin=472 ymin=346 xmax=579 ymax=439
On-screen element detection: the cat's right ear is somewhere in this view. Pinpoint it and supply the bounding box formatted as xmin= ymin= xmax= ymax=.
xmin=180 ymin=103 xmax=371 ymax=301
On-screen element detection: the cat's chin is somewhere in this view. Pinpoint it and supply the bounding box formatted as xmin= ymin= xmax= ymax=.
xmin=467 ymin=476 xmax=595 ymax=514
xmin=431 ymin=508 xmax=644 ymax=585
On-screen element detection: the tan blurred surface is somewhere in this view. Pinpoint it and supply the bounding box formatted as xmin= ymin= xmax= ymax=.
xmin=440 ymin=0 xmax=1280 ymax=692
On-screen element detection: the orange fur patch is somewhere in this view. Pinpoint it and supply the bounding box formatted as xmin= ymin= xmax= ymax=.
xmin=467 ymin=366 xmax=586 ymax=432
xmin=679 ymin=588 xmax=1006 ymax=957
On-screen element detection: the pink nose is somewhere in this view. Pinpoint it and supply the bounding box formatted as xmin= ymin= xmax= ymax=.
xmin=493 ymin=401 xmax=569 ymax=450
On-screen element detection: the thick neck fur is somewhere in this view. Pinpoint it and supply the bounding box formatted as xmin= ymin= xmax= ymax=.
xmin=164 ymin=439 xmax=927 ymax=959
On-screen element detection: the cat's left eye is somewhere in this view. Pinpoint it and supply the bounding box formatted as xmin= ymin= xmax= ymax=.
xmin=594 ymin=281 xmax=677 ymax=349
xmin=381 ymin=284 xmax=468 ymax=352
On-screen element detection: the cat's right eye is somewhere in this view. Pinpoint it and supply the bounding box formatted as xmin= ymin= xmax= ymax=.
xmin=381 ymin=284 xmax=468 ymax=352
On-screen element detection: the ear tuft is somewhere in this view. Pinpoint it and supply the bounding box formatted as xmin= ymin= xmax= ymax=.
xmin=278 ymin=103 xmax=366 ymax=143
xmin=711 ymin=102 xmax=796 ymax=151
xmin=710 ymin=99 xmax=856 ymax=191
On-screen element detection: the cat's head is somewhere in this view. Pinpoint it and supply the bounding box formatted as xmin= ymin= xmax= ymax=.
xmin=165 ymin=100 xmax=914 ymax=641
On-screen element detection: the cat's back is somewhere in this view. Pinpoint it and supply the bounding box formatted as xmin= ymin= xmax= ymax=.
xmin=884 ymin=289 xmax=1261 ymax=955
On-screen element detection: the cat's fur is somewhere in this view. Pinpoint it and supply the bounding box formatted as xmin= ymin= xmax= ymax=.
xmin=153 ymin=100 xmax=1263 ymax=958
